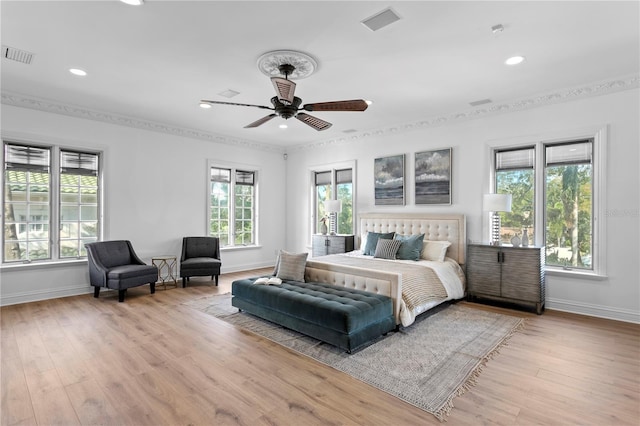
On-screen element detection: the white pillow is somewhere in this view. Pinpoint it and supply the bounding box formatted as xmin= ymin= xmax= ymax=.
xmin=421 ymin=240 xmax=452 ymax=262
xmin=360 ymin=233 xmax=368 ymax=251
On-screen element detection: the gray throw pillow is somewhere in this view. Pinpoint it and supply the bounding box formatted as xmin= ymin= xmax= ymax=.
xmin=374 ymin=238 xmax=402 ymax=260
xmin=275 ymin=250 xmax=308 ymax=282
xmin=363 ymin=232 xmax=395 ymax=256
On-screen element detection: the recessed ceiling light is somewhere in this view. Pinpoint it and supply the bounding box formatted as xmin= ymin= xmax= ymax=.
xmin=365 ymin=100 xmax=373 ymax=105
xmin=69 ymin=68 xmax=87 ymax=76
xmin=120 ymin=0 xmax=144 ymax=5
xmin=505 ymin=56 xmax=525 ymax=66
xmin=279 ymin=124 xmax=288 ymax=129
xmin=199 ymin=102 xmax=212 ymax=109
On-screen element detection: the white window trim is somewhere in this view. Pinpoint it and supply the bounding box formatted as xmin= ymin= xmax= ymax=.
xmin=487 ymin=125 xmax=607 ymax=279
xmin=206 ymin=159 xmax=260 ymax=248
xmin=308 ymin=160 xmax=357 ymax=246
xmin=2 ymin=136 xmax=104 ymax=266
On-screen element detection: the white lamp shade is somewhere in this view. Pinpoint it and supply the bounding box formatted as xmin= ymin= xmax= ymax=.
xmin=483 ymin=193 xmax=512 ymax=212
xmin=324 ymin=199 xmax=342 ymax=213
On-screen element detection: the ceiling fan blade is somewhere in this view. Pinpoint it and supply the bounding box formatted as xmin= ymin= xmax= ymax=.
xmin=270 ymin=77 xmax=296 ymax=105
xmin=296 ymin=113 xmax=332 ymax=131
xmin=302 ymin=99 xmax=369 ymax=112
xmin=200 ymin=100 xmax=273 ymax=110
xmin=244 ymin=114 xmax=278 ymax=128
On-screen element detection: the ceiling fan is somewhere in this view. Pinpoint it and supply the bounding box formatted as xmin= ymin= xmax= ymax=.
xmin=200 ymin=64 xmax=369 ymax=131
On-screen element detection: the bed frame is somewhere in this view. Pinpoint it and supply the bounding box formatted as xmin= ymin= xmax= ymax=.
xmin=305 ymin=213 xmax=466 ymax=324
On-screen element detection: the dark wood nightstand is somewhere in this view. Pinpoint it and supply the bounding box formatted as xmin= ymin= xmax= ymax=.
xmin=466 ymin=244 xmax=546 ymax=314
xmin=312 ymin=234 xmax=355 ymax=257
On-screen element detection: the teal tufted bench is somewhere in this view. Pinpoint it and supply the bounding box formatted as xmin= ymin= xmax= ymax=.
xmin=231 ymin=279 xmax=396 ymax=352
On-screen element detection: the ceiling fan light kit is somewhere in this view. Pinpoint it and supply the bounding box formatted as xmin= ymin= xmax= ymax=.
xmin=200 ymin=49 xmax=369 ymax=131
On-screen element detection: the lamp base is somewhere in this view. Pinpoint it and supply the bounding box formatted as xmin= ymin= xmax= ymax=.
xmin=490 ymin=212 xmax=502 ymax=246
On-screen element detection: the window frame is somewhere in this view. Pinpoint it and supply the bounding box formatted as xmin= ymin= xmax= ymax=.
xmin=207 ymin=160 xmax=259 ymax=249
xmin=489 ymin=126 xmax=607 ymax=278
xmin=2 ymin=139 xmax=103 ymax=265
xmin=309 ymin=160 xmax=357 ymax=241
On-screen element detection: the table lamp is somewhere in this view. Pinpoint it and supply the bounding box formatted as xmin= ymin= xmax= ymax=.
xmin=483 ymin=193 xmax=512 ymax=245
xmin=323 ymin=200 xmax=342 ymax=235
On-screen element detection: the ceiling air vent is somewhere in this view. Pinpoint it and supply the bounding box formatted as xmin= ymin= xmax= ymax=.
xmin=469 ymin=98 xmax=492 ymax=107
xmin=2 ymin=45 xmax=34 ymax=64
xmin=362 ymin=7 xmax=401 ymax=32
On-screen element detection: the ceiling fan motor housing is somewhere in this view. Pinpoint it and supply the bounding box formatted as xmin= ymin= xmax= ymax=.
xmin=271 ymin=96 xmax=302 ymax=119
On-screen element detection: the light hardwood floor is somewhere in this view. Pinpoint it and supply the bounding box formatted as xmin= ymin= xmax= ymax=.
xmin=2 ymin=268 xmax=639 ymax=425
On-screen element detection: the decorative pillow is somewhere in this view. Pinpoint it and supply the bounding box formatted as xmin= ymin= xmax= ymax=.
xmin=374 ymin=238 xmax=402 ymax=260
xmin=274 ymin=250 xmax=308 ymax=281
xmin=363 ymin=232 xmax=395 ymax=256
xmin=421 ymin=240 xmax=452 ymax=262
xmin=394 ymin=233 xmax=425 ymax=261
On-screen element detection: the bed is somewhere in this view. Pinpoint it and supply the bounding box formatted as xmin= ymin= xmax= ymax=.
xmin=305 ymin=213 xmax=466 ymax=326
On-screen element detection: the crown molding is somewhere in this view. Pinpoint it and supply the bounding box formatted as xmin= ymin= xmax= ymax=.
xmin=288 ymin=73 xmax=640 ymax=152
xmin=2 ymin=73 xmax=638 ymax=154
xmin=0 ymin=92 xmax=285 ymax=154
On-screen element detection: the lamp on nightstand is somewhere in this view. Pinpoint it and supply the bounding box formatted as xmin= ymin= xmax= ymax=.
xmin=483 ymin=193 xmax=512 ymax=246
xmin=324 ymin=199 xmax=342 ymax=235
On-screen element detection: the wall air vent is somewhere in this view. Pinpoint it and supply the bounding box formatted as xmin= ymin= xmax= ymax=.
xmin=2 ymin=45 xmax=34 ymax=64
xmin=361 ymin=7 xmax=401 ymax=32
xmin=469 ymin=98 xmax=493 ymax=107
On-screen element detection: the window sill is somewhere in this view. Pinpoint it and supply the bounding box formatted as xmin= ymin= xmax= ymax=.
xmin=1 ymin=258 xmax=87 ymax=272
xmin=221 ymin=244 xmax=262 ymax=253
xmin=545 ymin=267 xmax=607 ymax=281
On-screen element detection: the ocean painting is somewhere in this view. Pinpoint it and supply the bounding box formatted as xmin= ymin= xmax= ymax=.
xmin=374 ymin=154 xmax=405 ymax=205
xmin=415 ymin=148 xmax=452 ymax=205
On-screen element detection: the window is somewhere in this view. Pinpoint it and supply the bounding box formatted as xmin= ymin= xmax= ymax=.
xmin=209 ymin=165 xmax=256 ymax=247
xmin=544 ymin=140 xmax=593 ymax=269
xmin=493 ymin=132 xmax=604 ymax=274
xmin=3 ymin=142 xmax=101 ymax=263
xmin=495 ymin=147 xmax=535 ymax=245
xmin=313 ymin=165 xmax=355 ymax=235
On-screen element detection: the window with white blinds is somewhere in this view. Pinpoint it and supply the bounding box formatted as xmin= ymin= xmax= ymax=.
xmin=493 ymin=135 xmax=602 ymax=274
xmin=313 ymin=165 xmax=355 ymax=235
xmin=3 ymin=142 xmax=102 ymax=263
xmin=209 ymin=165 xmax=257 ymax=247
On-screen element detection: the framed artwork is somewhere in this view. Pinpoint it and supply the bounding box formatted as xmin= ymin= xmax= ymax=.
xmin=415 ymin=148 xmax=452 ymax=205
xmin=374 ymin=154 xmax=405 ymax=205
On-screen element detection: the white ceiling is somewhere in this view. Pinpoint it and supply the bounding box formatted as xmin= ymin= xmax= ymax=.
xmin=2 ymin=1 xmax=638 ymax=149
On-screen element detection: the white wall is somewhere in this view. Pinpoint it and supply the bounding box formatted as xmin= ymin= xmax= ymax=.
xmin=285 ymin=89 xmax=640 ymax=323
xmin=2 ymin=89 xmax=639 ymax=323
xmin=1 ymin=105 xmax=287 ymax=305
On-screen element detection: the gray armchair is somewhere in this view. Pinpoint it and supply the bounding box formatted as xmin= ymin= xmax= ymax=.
xmin=85 ymin=240 xmax=158 ymax=302
xmin=180 ymin=237 xmax=222 ymax=287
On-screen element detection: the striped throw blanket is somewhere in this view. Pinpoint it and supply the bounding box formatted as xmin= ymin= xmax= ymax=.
xmin=310 ymin=254 xmax=449 ymax=313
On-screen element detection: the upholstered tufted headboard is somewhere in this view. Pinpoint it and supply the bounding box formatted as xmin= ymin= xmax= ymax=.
xmin=359 ymin=213 xmax=466 ymax=265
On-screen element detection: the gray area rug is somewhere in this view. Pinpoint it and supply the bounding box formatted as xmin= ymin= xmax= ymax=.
xmin=187 ymin=294 xmax=524 ymax=421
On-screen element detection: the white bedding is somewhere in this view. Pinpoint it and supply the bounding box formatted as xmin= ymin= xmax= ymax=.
xmin=314 ymin=250 xmax=466 ymax=326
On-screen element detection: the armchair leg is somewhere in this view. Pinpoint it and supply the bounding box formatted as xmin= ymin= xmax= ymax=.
xmin=93 ymin=286 xmax=100 ymax=298
xmin=182 ymin=277 xmax=187 ymax=288
xmin=214 ymin=275 xmax=219 ymax=286
xmin=118 ymin=290 xmax=126 ymax=302
xmin=150 ymin=282 xmax=156 ymax=294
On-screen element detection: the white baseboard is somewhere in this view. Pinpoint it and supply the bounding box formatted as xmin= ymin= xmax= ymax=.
xmin=1 ymin=284 xmax=93 ymax=307
xmin=546 ymin=297 xmax=640 ymax=324
xmin=1 ymin=262 xmax=275 ymax=306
